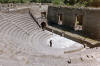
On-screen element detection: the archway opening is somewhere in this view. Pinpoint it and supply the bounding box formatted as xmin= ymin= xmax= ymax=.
xmin=41 ymin=22 xmax=46 ymax=30
xmin=58 ymin=13 xmax=63 ymax=25
xmin=74 ymin=15 xmax=83 ymax=31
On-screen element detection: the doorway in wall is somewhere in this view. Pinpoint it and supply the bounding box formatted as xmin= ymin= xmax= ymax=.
xmin=58 ymin=13 xmax=63 ymax=25
xmin=41 ymin=22 xmax=46 ymax=31
xmin=74 ymin=15 xmax=83 ymax=31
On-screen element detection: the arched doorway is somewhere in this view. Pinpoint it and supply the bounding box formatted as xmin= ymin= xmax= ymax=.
xmin=41 ymin=22 xmax=46 ymax=31
xmin=74 ymin=14 xmax=83 ymax=31
xmin=58 ymin=13 xmax=63 ymax=25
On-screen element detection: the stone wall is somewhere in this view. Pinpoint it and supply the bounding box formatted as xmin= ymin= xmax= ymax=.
xmin=61 ymin=7 xmax=84 ymax=28
xmin=47 ymin=6 xmax=59 ymax=24
xmin=47 ymin=6 xmax=100 ymax=40
xmin=48 ymin=6 xmax=84 ymax=28
xmin=0 ymin=3 xmax=49 ymax=12
xmin=83 ymin=8 xmax=100 ymax=40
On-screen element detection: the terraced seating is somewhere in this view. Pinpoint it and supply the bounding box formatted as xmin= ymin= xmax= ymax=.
xmin=0 ymin=13 xmax=39 ymax=57
xmin=0 ymin=22 xmax=28 ymax=43
xmin=2 ymin=12 xmax=39 ymax=35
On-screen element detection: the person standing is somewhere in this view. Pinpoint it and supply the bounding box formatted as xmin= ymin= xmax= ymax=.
xmin=50 ymin=40 xmax=52 ymax=47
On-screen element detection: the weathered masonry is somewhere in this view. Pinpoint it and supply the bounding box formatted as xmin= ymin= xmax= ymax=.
xmin=47 ymin=6 xmax=100 ymax=41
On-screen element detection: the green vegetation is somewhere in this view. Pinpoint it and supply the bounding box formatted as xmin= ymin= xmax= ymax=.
xmin=52 ymin=0 xmax=64 ymax=5
xmin=0 ymin=0 xmax=95 ymax=7
xmin=0 ymin=0 xmax=29 ymax=3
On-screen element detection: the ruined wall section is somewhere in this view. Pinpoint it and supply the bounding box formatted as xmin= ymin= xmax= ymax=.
xmin=48 ymin=6 xmax=100 ymax=40
xmin=83 ymin=9 xmax=100 ymax=40
xmin=61 ymin=7 xmax=75 ymax=27
xmin=62 ymin=7 xmax=84 ymax=28
xmin=48 ymin=6 xmax=84 ymax=28
xmin=47 ymin=6 xmax=59 ymax=24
